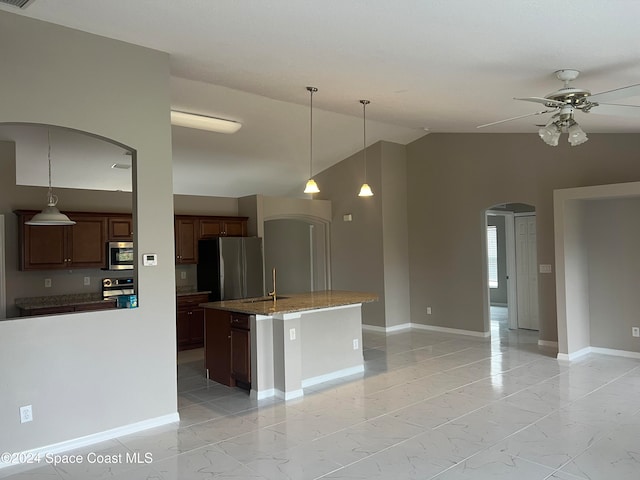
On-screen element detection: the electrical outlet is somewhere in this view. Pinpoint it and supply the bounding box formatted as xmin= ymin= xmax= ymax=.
xmin=83 ymin=276 xmax=91 ymax=286
xmin=353 ymin=339 xmax=359 ymax=350
xmin=289 ymin=328 xmax=296 ymax=341
xmin=632 ymin=327 xmax=640 ymax=338
xmin=180 ymin=271 xmax=186 ymax=280
xmin=426 ymin=307 xmax=432 ymax=315
xmin=44 ymin=278 xmax=52 ymax=288
xmin=20 ymin=405 xmax=32 ymax=423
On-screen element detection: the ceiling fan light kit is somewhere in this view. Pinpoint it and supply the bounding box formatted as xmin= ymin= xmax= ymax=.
xmin=479 ymin=69 xmax=640 ymax=147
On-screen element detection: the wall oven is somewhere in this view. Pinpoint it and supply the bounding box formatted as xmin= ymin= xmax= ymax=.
xmin=107 ymin=242 xmax=134 ymax=270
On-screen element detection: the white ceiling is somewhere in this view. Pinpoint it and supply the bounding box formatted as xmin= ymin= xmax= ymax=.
xmin=4 ymin=0 xmax=640 ymax=197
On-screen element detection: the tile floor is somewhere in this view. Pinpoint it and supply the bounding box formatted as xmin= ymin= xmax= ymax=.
xmin=3 ymin=307 xmax=640 ymax=479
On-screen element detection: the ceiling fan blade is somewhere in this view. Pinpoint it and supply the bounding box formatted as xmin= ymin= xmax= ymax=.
xmin=590 ymin=103 xmax=640 ymax=117
xmin=589 ymin=84 xmax=640 ymax=103
xmin=477 ymin=109 xmax=557 ymax=129
xmin=514 ymin=97 xmax=565 ymax=107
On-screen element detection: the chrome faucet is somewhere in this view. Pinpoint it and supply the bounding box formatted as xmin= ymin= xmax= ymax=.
xmin=268 ymin=267 xmax=276 ymax=302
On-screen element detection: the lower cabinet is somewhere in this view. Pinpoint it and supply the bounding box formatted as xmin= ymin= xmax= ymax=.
xmin=176 ymin=293 xmax=208 ymax=351
xmin=205 ymin=309 xmax=251 ymax=389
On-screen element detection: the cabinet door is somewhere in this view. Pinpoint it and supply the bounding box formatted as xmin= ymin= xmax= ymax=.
xmin=176 ymin=308 xmax=192 ymax=350
xmin=175 ymin=217 xmax=198 ymax=264
xmin=190 ymin=307 xmax=205 ymax=347
xmin=199 ymin=219 xmax=223 ymax=238
xmin=222 ymin=219 xmax=247 ymax=237
xmin=204 ymin=309 xmax=232 ymax=386
xmin=108 ymin=217 xmax=133 ymax=241
xmin=22 ymin=223 xmax=67 ymax=270
xmin=68 ymin=216 xmax=108 ymax=268
xmin=230 ymin=327 xmax=250 ymax=384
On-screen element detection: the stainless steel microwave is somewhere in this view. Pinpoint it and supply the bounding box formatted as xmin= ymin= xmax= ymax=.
xmin=107 ymin=242 xmax=134 ymax=270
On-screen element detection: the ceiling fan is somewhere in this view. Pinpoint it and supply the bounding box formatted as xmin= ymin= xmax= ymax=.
xmin=478 ymin=69 xmax=640 ymax=146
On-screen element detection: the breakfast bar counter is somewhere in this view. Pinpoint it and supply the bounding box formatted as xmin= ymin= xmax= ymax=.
xmin=201 ymin=290 xmax=377 ymax=400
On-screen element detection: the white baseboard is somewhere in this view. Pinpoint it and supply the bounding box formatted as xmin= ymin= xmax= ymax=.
xmin=250 ymin=388 xmax=275 ymax=400
xmin=301 ymin=365 xmax=364 ymax=388
xmin=363 ymin=322 xmax=488 ymax=337
xmin=274 ymin=388 xmax=304 ymax=401
xmin=412 ymin=323 xmax=491 ymax=338
xmin=590 ymin=346 xmax=640 ymax=359
xmin=0 ymin=413 xmax=179 ymax=470
xmin=538 ymin=339 xmax=558 ymax=348
xmin=557 ymin=346 xmax=592 ymax=361
xmin=362 ymin=323 xmax=411 ymax=333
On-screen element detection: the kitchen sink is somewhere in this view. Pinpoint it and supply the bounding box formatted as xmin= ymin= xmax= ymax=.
xmin=240 ymin=296 xmax=290 ymax=303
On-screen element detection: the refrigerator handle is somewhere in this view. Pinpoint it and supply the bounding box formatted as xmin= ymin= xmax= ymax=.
xmin=219 ymin=251 xmax=225 ymax=300
xmin=241 ymin=239 xmax=247 ymax=298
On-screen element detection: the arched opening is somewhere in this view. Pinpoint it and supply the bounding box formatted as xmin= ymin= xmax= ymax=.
xmin=0 ymin=122 xmax=136 ymax=319
xmin=263 ymin=215 xmax=331 ymax=295
xmin=483 ymin=202 xmax=539 ymax=344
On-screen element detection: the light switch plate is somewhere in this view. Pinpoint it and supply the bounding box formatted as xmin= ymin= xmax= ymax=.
xmin=539 ymin=264 xmax=552 ymax=274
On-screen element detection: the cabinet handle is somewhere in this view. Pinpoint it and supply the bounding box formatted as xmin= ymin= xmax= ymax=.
xmin=227 ymin=335 xmax=231 ymax=339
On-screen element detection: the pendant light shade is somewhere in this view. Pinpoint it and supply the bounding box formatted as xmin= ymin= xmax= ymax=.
xmin=304 ymin=178 xmax=320 ymax=194
xmin=25 ymin=129 xmax=75 ymax=226
xmin=304 ymin=86 xmax=319 ymax=194
xmin=358 ymin=99 xmax=373 ymax=197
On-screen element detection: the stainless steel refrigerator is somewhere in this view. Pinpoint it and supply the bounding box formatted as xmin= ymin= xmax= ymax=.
xmin=197 ymin=237 xmax=264 ymax=301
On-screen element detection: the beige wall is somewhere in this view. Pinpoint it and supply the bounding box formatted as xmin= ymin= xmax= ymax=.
xmin=0 ymin=11 xmax=175 ymax=454
xmin=407 ymin=133 xmax=640 ymax=340
xmin=554 ymin=184 xmax=640 ymax=356
xmin=380 ymin=142 xmax=411 ymax=327
xmin=315 ymin=143 xmax=386 ymax=327
xmin=315 ymin=141 xmax=411 ymax=329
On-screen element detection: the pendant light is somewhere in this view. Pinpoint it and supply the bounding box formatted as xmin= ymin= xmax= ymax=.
xmin=25 ymin=129 xmax=76 ymax=226
xmin=304 ymin=86 xmax=320 ymax=194
xmin=358 ymin=99 xmax=373 ymax=197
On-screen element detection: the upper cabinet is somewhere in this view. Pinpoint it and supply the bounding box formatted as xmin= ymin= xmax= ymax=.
xmin=108 ymin=215 xmax=134 ymax=241
xmin=17 ymin=211 xmax=107 ymax=270
xmin=199 ymin=217 xmax=248 ymax=238
xmin=15 ymin=211 xmax=248 ymax=269
xmin=175 ymin=216 xmax=199 ymax=264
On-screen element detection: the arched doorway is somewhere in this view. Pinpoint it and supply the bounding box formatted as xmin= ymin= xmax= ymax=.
xmin=263 ymin=216 xmax=330 ymax=294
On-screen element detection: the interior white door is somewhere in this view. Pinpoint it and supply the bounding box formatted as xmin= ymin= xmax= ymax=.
xmin=515 ymin=215 xmax=539 ymax=330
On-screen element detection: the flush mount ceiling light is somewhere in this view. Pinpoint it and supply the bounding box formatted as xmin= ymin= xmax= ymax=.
xmin=537 ymin=105 xmax=588 ymax=147
xmin=304 ymin=86 xmax=320 ymax=194
xmin=170 ymin=110 xmax=242 ymax=134
xmin=358 ymin=99 xmax=373 ymax=197
xmin=25 ymin=129 xmax=76 ymax=226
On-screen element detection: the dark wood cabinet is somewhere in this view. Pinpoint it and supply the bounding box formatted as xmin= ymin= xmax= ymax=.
xmin=15 ymin=210 xmax=247 ymax=270
xmin=205 ymin=309 xmax=251 ymax=389
xmin=17 ymin=212 xmax=107 ymax=270
xmin=175 ymin=216 xmax=198 ymax=264
xmin=230 ymin=313 xmax=251 ymax=386
xmin=200 ymin=217 xmax=248 ymax=238
xmin=108 ymin=216 xmax=133 ymax=241
xmin=176 ymin=293 xmax=208 ymax=350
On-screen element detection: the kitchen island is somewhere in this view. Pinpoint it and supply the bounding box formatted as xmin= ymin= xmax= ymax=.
xmin=201 ymin=290 xmax=377 ymax=400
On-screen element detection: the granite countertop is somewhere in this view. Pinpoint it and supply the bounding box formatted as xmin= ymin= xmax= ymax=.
xmin=200 ymin=290 xmax=378 ymax=315
xmin=15 ymin=293 xmax=116 ymax=310
xmin=176 ymin=286 xmax=211 ymax=297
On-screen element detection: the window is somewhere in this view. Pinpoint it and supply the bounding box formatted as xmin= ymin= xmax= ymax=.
xmin=487 ymin=225 xmax=498 ymax=288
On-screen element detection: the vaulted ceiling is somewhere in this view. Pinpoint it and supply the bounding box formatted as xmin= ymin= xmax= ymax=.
xmin=3 ymin=0 xmax=640 ymax=197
